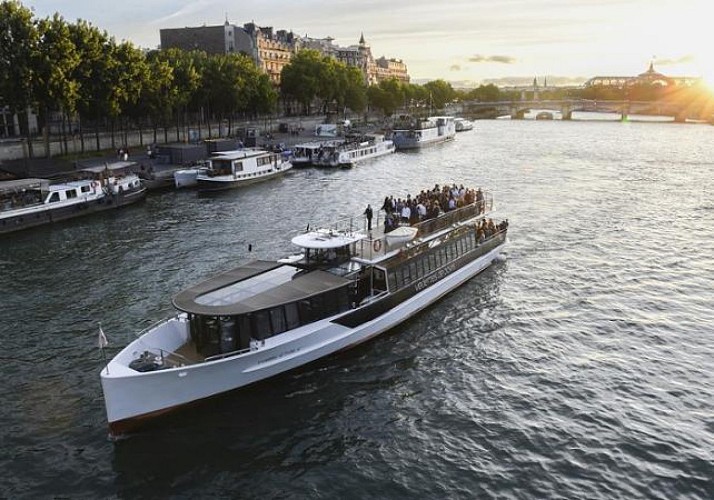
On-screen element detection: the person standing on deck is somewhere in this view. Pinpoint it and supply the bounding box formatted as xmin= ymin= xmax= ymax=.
xmin=364 ymin=204 xmax=373 ymax=231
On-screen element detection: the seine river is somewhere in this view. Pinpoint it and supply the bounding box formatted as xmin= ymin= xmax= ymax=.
xmin=1 ymin=114 xmax=713 ymax=499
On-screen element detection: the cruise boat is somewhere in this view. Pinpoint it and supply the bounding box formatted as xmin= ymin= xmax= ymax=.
xmin=100 ymin=185 xmax=508 ymax=436
xmin=315 ymin=133 xmax=395 ymax=168
xmin=195 ymin=149 xmax=292 ymax=192
xmin=0 ymin=171 xmax=146 ymax=235
xmin=390 ymin=116 xmax=456 ymax=150
xmin=454 ymin=117 xmax=474 ymax=132
xmin=291 ymin=140 xmax=344 ymax=167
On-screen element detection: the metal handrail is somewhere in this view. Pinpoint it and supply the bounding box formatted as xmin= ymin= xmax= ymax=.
xmin=205 ymin=346 xmax=254 ymax=362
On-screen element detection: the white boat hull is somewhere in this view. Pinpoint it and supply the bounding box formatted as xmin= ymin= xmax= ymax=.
xmin=174 ymin=169 xmax=201 ymax=189
xmin=101 ymin=242 xmax=503 ymax=434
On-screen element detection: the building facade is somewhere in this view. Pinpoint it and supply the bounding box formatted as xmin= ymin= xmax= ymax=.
xmin=160 ymin=24 xmax=409 ymax=87
xmin=243 ymin=24 xmax=299 ymax=85
xmin=160 ymin=21 xmax=299 ymax=85
xmin=375 ymin=56 xmax=410 ymax=83
xmin=585 ymin=62 xmax=700 ymax=88
xmin=160 ymin=22 xmax=255 ymax=57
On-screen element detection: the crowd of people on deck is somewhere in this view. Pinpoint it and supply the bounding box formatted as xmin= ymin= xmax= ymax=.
xmin=476 ymin=217 xmax=509 ymax=243
xmin=379 ymin=183 xmax=486 ymax=232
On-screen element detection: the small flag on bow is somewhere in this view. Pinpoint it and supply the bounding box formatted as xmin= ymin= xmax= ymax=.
xmin=98 ymin=324 xmax=108 ymax=349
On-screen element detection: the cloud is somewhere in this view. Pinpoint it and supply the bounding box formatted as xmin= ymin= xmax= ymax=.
xmin=450 ymin=64 xmax=461 ymax=71
xmin=468 ymin=54 xmax=516 ymax=64
xmin=655 ymin=55 xmax=694 ymax=66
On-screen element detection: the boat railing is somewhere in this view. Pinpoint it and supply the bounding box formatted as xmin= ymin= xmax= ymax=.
xmin=205 ymin=346 xmax=253 ymax=362
xmin=130 ymin=315 xmax=198 ymax=367
xmin=412 ymin=193 xmax=493 ymax=237
xmin=304 ymin=214 xmax=365 ymax=237
xmin=356 ymin=193 xmax=494 ymax=260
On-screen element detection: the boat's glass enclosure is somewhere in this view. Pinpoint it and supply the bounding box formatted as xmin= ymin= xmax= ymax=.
xmin=187 ymin=283 xmax=353 ymax=357
xmin=384 ymin=224 xmax=507 ymax=292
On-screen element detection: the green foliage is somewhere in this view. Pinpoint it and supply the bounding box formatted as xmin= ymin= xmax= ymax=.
xmin=35 ymin=13 xmax=80 ymax=116
xmin=0 ymin=4 xmax=278 ymax=129
xmin=0 ymin=0 xmax=38 ymax=121
xmin=280 ymin=50 xmax=324 ymax=114
xmin=423 ymin=79 xmax=455 ymax=109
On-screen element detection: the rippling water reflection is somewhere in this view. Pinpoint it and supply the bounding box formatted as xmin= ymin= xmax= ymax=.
xmin=1 ymin=119 xmax=714 ymax=498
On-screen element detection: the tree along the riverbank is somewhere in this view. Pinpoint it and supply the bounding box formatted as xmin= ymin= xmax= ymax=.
xmin=0 ymin=1 xmax=277 ymax=158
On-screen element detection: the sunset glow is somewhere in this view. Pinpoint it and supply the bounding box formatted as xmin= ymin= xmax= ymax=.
xmin=21 ymin=0 xmax=714 ymax=85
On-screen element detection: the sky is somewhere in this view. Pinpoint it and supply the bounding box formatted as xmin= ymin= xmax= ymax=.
xmin=22 ymin=0 xmax=714 ymax=87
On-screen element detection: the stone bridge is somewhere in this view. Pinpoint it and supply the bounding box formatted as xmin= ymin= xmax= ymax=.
xmin=461 ymin=99 xmax=702 ymax=122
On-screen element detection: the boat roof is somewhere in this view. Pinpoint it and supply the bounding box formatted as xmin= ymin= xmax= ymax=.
xmin=292 ymin=229 xmax=366 ymax=249
xmin=172 ymin=260 xmax=350 ymax=316
xmin=79 ymin=161 xmax=136 ymax=175
xmin=211 ymin=149 xmax=271 ymax=160
xmin=0 ymin=178 xmax=49 ymax=194
xmin=294 ymin=140 xmax=343 ymax=149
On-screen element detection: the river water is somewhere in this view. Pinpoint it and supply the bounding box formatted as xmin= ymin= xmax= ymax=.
xmin=1 ymin=115 xmax=713 ymax=498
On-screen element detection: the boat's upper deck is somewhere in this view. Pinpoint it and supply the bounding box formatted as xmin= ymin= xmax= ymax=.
xmin=172 ymin=260 xmax=351 ymax=316
xmin=291 ymin=187 xmax=495 ymax=266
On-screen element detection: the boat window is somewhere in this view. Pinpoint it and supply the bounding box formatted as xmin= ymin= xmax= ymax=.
xmin=234 ymin=161 xmax=243 ymax=172
xmin=388 ymin=271 xmax=397 ymax=291
xmin=252 ymin=310 xmax=271 ymax=340
xmin=401 ymin=265 xmax=410 ymax=285
xmin=81 ymin=185 xmax=90 ymax=193
xmin=269 ymin=307 xmax=287 ymax=334
xmin=409 ymin=262 xmax=418 ymax=281
xmin=65 ymin=189 xmax=77 ymax=199
xmin=48 ymin=192 xmax=60 ymax=203
xmin=285 ymin=302 xmax=300 ymax=329
xmin=373 ymin=269 xmax=387 ymax=292
xmin=237 ymin=315 xmax=253 ymax=348
xmin=337 ymin=287 xmax=350 ymax=312
xmin=428 ymin=253 xmax=437 ymax=272
xmin=323 ymin=292 xmax=338 ymax=316
xmin=298 ymin=299 xmax=315 ymax=323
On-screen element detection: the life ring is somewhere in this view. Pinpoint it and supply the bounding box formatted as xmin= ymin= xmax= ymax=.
xmin=92 ymin=181 xmax=99 ymax=190
xmin=373 ymin=239 xmax=382 ymax=252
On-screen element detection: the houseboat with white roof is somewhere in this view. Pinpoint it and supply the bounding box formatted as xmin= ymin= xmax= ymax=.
xmin=196 ymin=149 xmax=292 ymax=192
xmin=0 ymin=169 xmax=145 ymax=235
xmin=391 ymin=116 xmax=456 ymax=150
xmin=315 ymin=133 xmax=395 ymax=168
